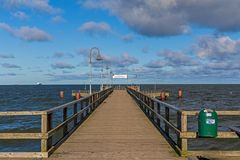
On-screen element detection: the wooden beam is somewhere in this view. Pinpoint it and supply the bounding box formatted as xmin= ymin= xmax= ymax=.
xmin=177 ymin=112 xmax=188 ymax=155
xmin=63 ymin=107 xmax=68 ymax=136
xmin=0 ymin=133 xmax=46 ymax=139
xmin=0 ymin=152 xmax=48 ymax=158
xmin=188 ymin=150 xmax=240 ymax=157
xmin=165 ymin=107 xmax=170 ymax=136
xmin=41 ymin=113 xmax=52 ymax=152
xmin=181 ymin=131 xmax=239 ymax=138
xmin=183 ymin=110 xmax=240 ymax=116
xmin=0 ymin=111 xmax=44 ymax=116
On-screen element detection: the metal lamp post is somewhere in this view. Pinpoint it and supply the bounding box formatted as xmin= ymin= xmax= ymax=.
xmin=96 ymin=53 xmax=104 ymax=92
xmin=89 ymin=47 xmax=103 ymax=95
xmin=97 ymin=56 xmax=103 ymax=91
xmin=105 ymin=65 xmax=110 ymax=88
xmin=110 ymin=70 xmax=113 ymax=87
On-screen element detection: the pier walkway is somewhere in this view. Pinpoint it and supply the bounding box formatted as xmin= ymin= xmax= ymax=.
xmin=47 ymin=90 xmax=184 ymax=160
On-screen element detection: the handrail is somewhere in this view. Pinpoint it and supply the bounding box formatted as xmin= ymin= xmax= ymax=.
xmin=154 ymin=98 xmax=183 ymax=112
xmin=46 ymin=92 xmax=97 ymax=113
xmin=0 ymin=87 xmax=113 ymax=158
xmin=0 ymin=111 xmax=44 ymax=116
xmin=127 ymin=88 xmax=181 ymax=134
xmin=127 ymin=87 xmax=182 ymax=112
xmin=183 ymin=110 xmax=240 ymax=116
xmin=127 ymin=87 xmax=240 ymax=158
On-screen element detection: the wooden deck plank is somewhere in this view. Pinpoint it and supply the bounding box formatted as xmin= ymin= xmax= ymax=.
xmin=47 ymin=90 xmax=185 ymax=160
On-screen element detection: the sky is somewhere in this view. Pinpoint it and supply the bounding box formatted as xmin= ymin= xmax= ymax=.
xmin=0 ymin=0 xmax=240 ymax=85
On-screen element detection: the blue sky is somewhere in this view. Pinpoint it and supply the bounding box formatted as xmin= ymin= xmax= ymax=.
xmin=0 ymin=0 xmax=240 ymax=84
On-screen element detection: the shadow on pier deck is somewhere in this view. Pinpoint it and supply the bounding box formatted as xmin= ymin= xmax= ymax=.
xmin=47 ymin=90 xmax=184 ymax=160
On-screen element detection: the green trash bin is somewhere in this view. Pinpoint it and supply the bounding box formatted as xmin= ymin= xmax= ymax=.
xmin=198 ymin=109 xmax=218 ymax=138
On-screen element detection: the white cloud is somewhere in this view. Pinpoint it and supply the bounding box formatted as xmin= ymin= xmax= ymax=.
xmin=2 ymin=63 xmax=21 ymax=68
xmin=1 ymin=0 xmax=62 ymax=14
xmin=206 ymin=61 xmax=240 ymax=70
xmin=51 ymin=15 xmax=65 ymax=23
xmin=79 ymin=21 xmax=112 ymax=35
xmin=53 ymin=52 xmax=65 ymax=58
xmin=76 ymin=48 xmax=89 ymax=56
xmin=160 ymin=50 xmax=198 ymax=66
xmin=83 ymin=0 xmax=240 ymax=36
xmin=101 ymin=52 xmax=138 ymax=68
xmin=142 ymin=47 xmax=149 ymax=54
xmin=51 ymin=62 xmax=75 ymax=69
xmin=0 ymin=22 xmax=52 ymax=42
xmin=145 ymin=50 xmax=197 ymax=69
xmin=76 ymin=49 xmax=138 ymax=68
xmin=12 ymin=11 xmax=29 ymax=20
xmin=0 ymin=73 xmax=17 ymax=76
xmin=142 ymin=35 xmax=240 ymax=81
xmin=144 ymin=60 xmax=166 ymax=68
xmin=121 ymin=34 xmax=134 ymax=42
xmin=193 ymin=36 xmax=240 ymax=59
xmin=0 ymin=54 xmax=15 ymax=59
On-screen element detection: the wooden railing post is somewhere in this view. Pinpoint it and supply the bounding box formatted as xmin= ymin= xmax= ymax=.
xmin=89 ymin=96 xmax=92 ymax=114
xmin=74 ymin=102 xmax=78 ymax=126
xmin=138 ymin=93 xmax=141 ymax=106
xmin=157 ymin=103 xmax=161 ymax=126
xmin=41 ymin=112 xmax=52 ymax=152
xmin=151 ymin=99 xmax=154 ymax=120
xmin=94 ymin=94 xmax=97 ymax=107
xmin=147 ymin=97 xmax=150 ymax=115
xmin=83 ymin=100 xmax=87 ymax=118
xmin=91 ymin=95 xmax=93 ymax=111
xmin=93 ymin=94 xmax=96 ymax=109
xmin=177 ymin=112 xmax=188 ymax=155
xmin=63 ymin=107 xmax=68 ymax=136
xmin=80 ymin=101 xmax=83 ymax=121
xmin=165 ymin=107 xmax=169 ymax=136
xmin=145 ymin=97 xmax=148 ymax=112
xmin=139 ymin=94 xmax=142 ymax=108
xmin=95 ymin=93 xmax=98 ymax=107
xmin=142 ymin=96 xmax=145 ymax=110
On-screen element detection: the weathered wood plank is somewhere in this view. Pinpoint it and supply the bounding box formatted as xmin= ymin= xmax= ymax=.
xmin=0 ymin=133 xmax=46 ymax=139
xmin=0 ymin=152 xmax=48 ymax=158
xmin=188 ymin=150 xmax=240 ymax=157
xmin=0 ymin=111 xmax=44 ymax=116
xmin=180 ymin=131 xmax=239 ymax=138
xmin=183 ymin=110 xmax=240 ymax=116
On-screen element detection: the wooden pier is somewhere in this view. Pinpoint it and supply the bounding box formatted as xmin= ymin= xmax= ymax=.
xmin=0 ymin=87 xmax=239 ymax=159
xmin=47 ymin=90 xmax=183 ymax=160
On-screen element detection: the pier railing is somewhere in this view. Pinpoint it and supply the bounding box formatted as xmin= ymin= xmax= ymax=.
xmin=0 ymin=87 xmax=113 ymax=158
xmin=127 ymin=87 xmax=240 ymax=158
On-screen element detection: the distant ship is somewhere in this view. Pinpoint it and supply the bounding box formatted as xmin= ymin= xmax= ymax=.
xmin=36 ymin=82 xmax=42 ymax=85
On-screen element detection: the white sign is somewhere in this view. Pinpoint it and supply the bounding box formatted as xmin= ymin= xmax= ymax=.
xmin=206 ymin=119 xmax=215 ymax=124
xmin=112 ymin=74 xmax=128 ymax=79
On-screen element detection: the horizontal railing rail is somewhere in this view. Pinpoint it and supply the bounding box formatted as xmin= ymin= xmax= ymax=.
xmin=127 ymin=87 xmax=240 ymax=158
xmin=0 ymin=87 xmax=113 ymax=158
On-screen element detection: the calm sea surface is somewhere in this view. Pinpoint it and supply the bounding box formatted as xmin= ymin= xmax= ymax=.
xmin=0 ymin=84 xmax=239 ymax=151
